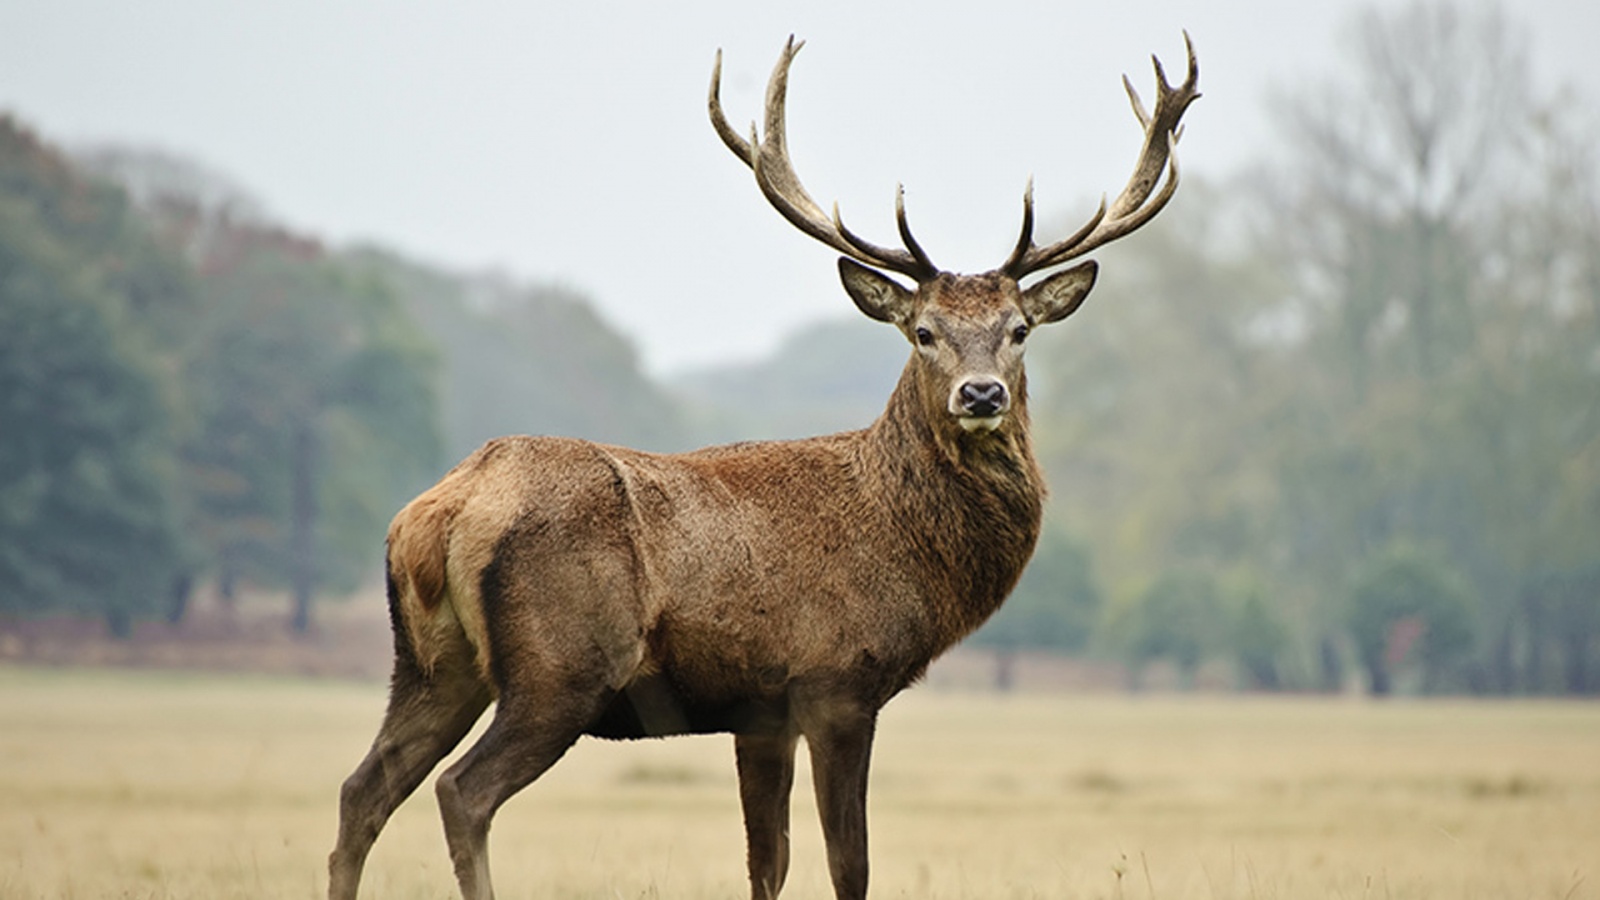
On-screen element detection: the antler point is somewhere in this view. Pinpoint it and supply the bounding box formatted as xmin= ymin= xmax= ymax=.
xmin=1151 ymin=53 xmax=1171 ymax=89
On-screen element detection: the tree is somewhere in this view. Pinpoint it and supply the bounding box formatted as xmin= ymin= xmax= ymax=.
xmin=970 ymin=525 xmax=1101 ymax=689
xmin=1347 ymin=543 xmax=1476 ymax=695
xmin=0 ymin=119 xmax=192 ymax=634
xmin=175 ymin=217 xmax=440 ymax=632
xmin=1103 ymin=569 xmax=1225 ymax=689
xmin=1260 ymin=1 xmax=1600 ymax=692
xmin=1227 ymin=581 xmax=1291 ymax=691
xmin=84 ymin=147 xmax=445 ymax=634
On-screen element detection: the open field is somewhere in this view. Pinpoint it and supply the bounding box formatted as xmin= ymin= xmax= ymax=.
xmin=0 ymin=666 xmax=1596 ymax=899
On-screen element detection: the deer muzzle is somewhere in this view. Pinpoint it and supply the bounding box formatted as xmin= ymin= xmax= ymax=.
xmin=952 ymin=378 xmax=1010 ymax=432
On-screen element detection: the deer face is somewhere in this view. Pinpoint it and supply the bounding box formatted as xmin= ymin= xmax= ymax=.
xmin=840 ymin=258 xmax=1099 ymax=433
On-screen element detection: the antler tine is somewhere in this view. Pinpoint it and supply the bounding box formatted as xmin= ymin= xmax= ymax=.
xmin=710 ymin=37 xmax=939 ymax=280
xmin=894 ymin=185 xmax=938 ymax=276
xmin=1001 ymin=178 xmax=1111 ymax=278
xmin=1004 ymin=177 xmax=1037 ymax=272
xmin=1124 ymin=74 xmax=1151 ymax=130
xmin=708 ymin=49 xmax=754 ymax=168
xmin=1000 ymin=33 xmax=1200 ymax=279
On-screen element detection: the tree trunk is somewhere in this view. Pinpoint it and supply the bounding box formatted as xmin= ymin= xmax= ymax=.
xmin=1562 ymin=629 xmax=1593 ymax=694
xmin=1491 ymin=620 xmax=1516 ymax=694
xmin=165 ymin=572 xmax=194 ymax=625
xmin=992 ymin=646 xmax=1017 ymax=692
xmin=1317 ymin=634 xmax=1345 ymax=693
xmin=290 ymin=420 xmax=317 ymax=635
xmin=1523 ymin=587 xmax=1548 ymax=693
xmin=106 ymin=607 xmax=133 ymax=640
xmin=1359 ymin=644 xmax=1392 ymax=697
xmin=1556 ymin=582 xmax=1597 ymax=695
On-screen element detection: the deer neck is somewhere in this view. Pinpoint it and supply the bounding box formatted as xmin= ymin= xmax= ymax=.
xmin=860 ymin=359 xmax=1046 ymax=638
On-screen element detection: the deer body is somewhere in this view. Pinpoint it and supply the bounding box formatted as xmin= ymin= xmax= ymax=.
xmin=396 ymin=356 xmax=1042 ymax=741
xmin=329 ymin=36 xmax=1197 ymax=900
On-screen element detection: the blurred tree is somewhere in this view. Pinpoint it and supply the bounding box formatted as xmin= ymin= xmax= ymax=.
xmin=1260 ymin=0 xmax=1600 ymax=692
xmin=85 ymin=147 xmax=444 ymax=633
xmin=1347 ymin=543 xmax=1476 ymax=695
xmin=1023 ymin=178 xmax=1301 ymax=683
xmin=176 ymin=219 xmax=440 ymax=633
xmin=1227 ymin=579 xmax=1291 ymax=691
xmin=1103 ymin=570 xmax=1224 ymax=689
xmin=0 ymin=119 xmax=192 ymax=635
xmin=969 ymin=524 xmax=1101 ymax=689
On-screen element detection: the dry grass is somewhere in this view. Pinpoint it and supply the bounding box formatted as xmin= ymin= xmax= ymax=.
xmin=1 ymin=666 xmax=1596 ymax=899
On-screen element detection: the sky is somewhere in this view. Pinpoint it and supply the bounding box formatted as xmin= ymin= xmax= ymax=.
xmin=1 ymin=0 xmax=1595 ymax=375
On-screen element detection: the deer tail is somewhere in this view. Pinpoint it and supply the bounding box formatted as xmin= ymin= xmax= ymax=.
xmin=384 ymin=486 xmax=483 ymax=682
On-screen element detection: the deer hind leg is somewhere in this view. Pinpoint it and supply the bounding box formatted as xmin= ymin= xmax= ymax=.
xmin=736 ymin=732 xmax=800 ymax=900
xmin=434 ymin=677 xmax=613 ymax=900
xmin=328 ymin=638 xmax=491 ymax=900
xmin=801 ymin=703 xmax=878 ymax=900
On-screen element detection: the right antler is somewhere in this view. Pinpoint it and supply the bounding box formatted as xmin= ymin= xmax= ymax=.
xmin=710 ymin=37 xmax=941 ymax=282
xmin=1000 ymin=33 xmax=1201 ymax=279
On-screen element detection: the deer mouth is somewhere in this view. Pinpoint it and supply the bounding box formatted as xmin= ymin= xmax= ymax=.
xmin=957 ymin=415 xmax=1004 ymax=433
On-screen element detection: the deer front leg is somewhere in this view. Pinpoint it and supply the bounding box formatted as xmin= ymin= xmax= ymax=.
xmin=803 ymin=708 xmax=877 ymax=900
xmin=736 ymin=732 xmax=800 ymax=900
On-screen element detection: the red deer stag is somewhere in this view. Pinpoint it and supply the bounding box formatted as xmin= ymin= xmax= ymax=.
xmin=329 ymin=34 xmax=1198 ymax=900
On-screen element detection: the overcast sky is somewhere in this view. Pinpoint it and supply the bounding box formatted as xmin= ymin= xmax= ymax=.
xmin=1 ymin=0 xmax=1594 ymax=374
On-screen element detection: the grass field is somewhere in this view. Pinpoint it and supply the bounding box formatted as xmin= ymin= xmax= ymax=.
xmin=0 ymin=666 xmax=1595 ymax=899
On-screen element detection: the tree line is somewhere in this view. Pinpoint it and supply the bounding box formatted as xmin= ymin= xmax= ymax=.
xmin=1005 ymin=2 xmax=1599 ymax=694
xmin=1 ymin=1 xmax=1595 ymax=695
xmin=0 ymin=125 xmax=684 ymax=636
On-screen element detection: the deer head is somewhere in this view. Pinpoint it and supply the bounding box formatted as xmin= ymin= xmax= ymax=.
xmin=710 ymin=36 xmax=1200 ymax=439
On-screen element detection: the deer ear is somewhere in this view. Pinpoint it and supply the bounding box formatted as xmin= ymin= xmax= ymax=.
xmin=839 ymin=257 xmax=914 ymax=325
xmin=1020 ymin=260 xmax=1098 ymax=325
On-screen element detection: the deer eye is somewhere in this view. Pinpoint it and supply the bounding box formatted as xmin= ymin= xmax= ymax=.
xmin=1012 ymin=324 xmax=1030 ymax=345
xmin=914 ymin=326 xmax=935 ymax=347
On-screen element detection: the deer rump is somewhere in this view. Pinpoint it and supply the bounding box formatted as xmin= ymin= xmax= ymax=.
xmin=387 ymin=433 xmax=956 ymax=743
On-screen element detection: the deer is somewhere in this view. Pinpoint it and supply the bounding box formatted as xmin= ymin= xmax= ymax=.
xmin=328 ymin=34 xmax=1198 ymax=900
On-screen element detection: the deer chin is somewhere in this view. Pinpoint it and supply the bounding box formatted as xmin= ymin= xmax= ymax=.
xmin=957 ymin=415 xmax=1004 ymax=433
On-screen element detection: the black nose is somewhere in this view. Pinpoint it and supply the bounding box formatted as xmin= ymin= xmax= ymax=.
xmin=959 ymin=380 xmax=1008 ymax=417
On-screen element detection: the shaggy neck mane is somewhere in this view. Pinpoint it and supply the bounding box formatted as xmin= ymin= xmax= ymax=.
xmin=858 ymin=358 xmax=1047 ymax=642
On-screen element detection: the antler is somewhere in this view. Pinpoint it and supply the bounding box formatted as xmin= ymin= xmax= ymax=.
xmin=1001 ymin=32 xmax=1201 ymax=279
xmin=711 ymin=37 xmax=940 ymax=281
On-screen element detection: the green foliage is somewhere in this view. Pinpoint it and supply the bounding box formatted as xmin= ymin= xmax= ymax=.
xmin=0 ymin=120 xmax=190 ymax=633
xmin=4 ymin=128 xmax=691 ymax=635
xmin=1255 ymin=1 xmax=1600 ymax=692
xmin=1103 ymin=570 xmax=1225 ymax=686
xmin=1 ymin=131 xmax=445 ymax=634
xmin=1227 ymin=584 xmax=1291 ymax=691
xmin=1347 ymin=543 xmax=1477 ymax=695
xmin=165 ymin=216 xmax=442 ymax=629
xmin=1012 ymin=2 xmax=1599 ymax=695
xmin=972 ymin=524 xmax=1100 ymax=653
